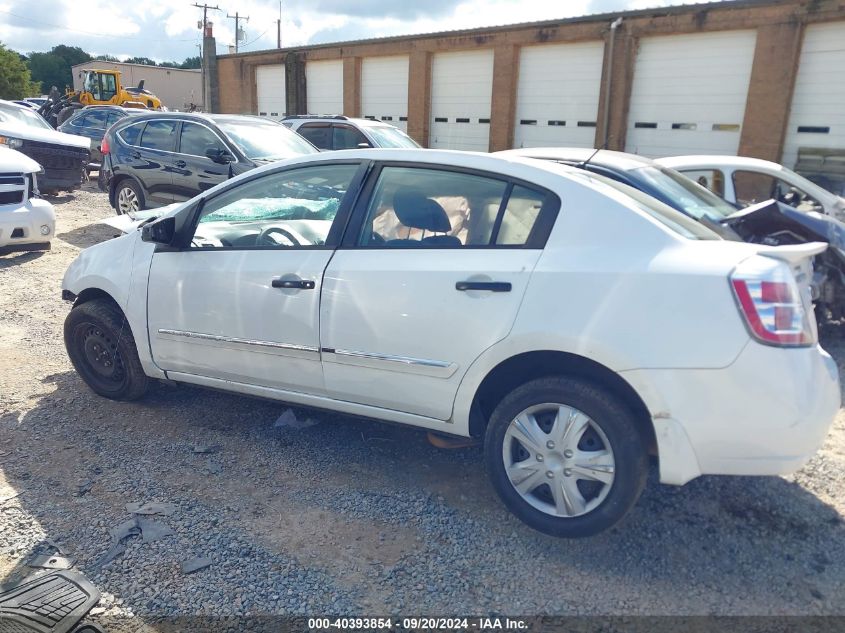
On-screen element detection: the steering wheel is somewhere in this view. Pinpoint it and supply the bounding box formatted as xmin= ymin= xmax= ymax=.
xmin=258 ymin=226 xmax=302 ymax=247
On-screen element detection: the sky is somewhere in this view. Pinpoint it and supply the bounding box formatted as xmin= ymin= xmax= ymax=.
xmin=0 ymin=0 xmax=722 ymax=63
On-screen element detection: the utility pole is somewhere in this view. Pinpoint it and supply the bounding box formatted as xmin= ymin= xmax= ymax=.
xmin=277 ymin=2 xmax=282 ymax=48
xmin=193 ymin=3 xmax=220 ymax=112
xmin=227 ymin=11 xmax=249 ymax=53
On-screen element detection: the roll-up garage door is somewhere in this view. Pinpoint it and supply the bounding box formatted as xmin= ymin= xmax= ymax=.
xmin=256 ymin=65 xmax=286 ymax=120
xmin=306 ymin=60 xmax=344 ymax=115
xmin=430 ymin=50 xmax=494 ymax=151
xmin=514 ymin=41 xmax=604 ymax=149
xmin=361 ymin=56 xmax=409 ymax=132
xmin=625 ymin=30 xmax=757 ymax=158
xmin=781 ymin=22 xmax=845 ymax=174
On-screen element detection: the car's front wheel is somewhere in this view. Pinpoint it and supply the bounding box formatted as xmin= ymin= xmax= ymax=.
xmin=64 ymin=299 xmax=149 ymax=401
xmin=114 ymin=179 xmax=144 ymax=215
xmin=484 ymin=376 xmax=648 ymax=537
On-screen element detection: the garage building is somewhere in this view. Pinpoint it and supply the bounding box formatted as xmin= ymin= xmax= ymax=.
xmin=214 ymin=0 xmax=845 ymax=176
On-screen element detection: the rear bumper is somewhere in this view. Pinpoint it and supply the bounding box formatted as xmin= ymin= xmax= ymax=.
xmin=622 ymin=342 xmax=840 ymax=485
xmin=0 ymin=199 xmax=56 ymax=249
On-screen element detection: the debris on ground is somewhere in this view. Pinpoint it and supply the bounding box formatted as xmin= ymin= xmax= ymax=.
xmin=28 ymin=554 xmax=76 ymax=570
xmin=136 ymin=517 xmax=174 ymax=544
xmin=273 ymin=409 xmax=318 ymax=430
xmin=180 ymin=556 xmax=213 ymax=574
xmin=94 ymin=514 xmax=175 ymax=566
xmin=192 ymin=444 xmax=222 ymax=454
xmin=125 ymin=501 xmax=177 ymax=516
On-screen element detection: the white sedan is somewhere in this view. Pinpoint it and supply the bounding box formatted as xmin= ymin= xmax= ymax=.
xmin=657 ymin=155 xmax=845 ymax=221
xmin=61 ymin=149 xmax=840 ymax=537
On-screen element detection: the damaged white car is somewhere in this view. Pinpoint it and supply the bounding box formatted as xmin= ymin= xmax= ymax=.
xmin=61 ymin=150 xmax=839 ymax=537
xmin=0 ymin=147 xmax=55 ymax=253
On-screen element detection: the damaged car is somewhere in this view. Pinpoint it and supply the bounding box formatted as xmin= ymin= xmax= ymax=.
xmin=61 ymin=150 xmax=838 ymax=538
xmin=501 ymin=147 xmax=845 ymax=323
xmin=0 ymin=100 xmax=90 ymax=195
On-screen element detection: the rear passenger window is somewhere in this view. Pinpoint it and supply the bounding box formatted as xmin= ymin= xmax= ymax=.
xmin=358 ymin=166 xmax=555 ymax=248
xmin=297 ymin=124 xmax=331 ymax=150
xmin=139 ymin=120 xmax=178 ymax=151
xmin=118 ymin=122 xmax=144 ymax=146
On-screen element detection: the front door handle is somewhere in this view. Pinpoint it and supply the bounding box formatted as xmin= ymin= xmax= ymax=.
xmin=455 ymin=281 xmax=512 ymax=292
xmin=272 ymin=278 xmax=315 ymax=290
xmin=174 ymin=159 xmax=187 ymax=168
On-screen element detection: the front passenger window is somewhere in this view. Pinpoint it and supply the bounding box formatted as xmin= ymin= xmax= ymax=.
xmin=180 ymin=122 xmax=226 ymax=158
xmin=190 ymin=164 xmax=359 ymax=249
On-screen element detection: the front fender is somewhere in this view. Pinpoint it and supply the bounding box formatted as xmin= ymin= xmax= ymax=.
xmin=62 ymin=231 xmax=163 ymax=378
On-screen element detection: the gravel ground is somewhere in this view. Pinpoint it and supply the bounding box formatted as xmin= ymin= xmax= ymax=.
xmin=1 ymin=185 xmax=844 ymax=627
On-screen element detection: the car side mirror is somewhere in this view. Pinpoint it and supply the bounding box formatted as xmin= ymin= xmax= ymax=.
xmin=141 ymin=216 xmax=176 ymax=245
xmin=206 ymin=148 xmax=234 ymax=164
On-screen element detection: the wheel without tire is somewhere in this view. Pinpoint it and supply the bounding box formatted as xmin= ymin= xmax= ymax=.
xmin=64 ymin=299 xmax=149 ymax=400
xmin=114 ymin=180 xmax=144 ymax=215
xmin=484 ymin=376 xmax=648 ymax=537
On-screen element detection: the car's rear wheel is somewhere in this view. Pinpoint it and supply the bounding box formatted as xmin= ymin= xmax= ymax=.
xmin=64 ymin=299 xmax=149 ymax=401
xmin=115 ymin=179 xmax=144 ymax=215
xmin=484 ymin=376 xmax=648 ymax=537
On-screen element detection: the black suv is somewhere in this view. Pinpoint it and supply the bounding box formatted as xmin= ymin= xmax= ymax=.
xmin=98 ymin=112 xmax=318 ymax=214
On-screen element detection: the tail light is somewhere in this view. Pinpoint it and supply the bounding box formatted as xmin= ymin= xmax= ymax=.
xmin=731 ymin=256 xmax=815 ymax=347
xmin=100 ymin=135 xmax=110 ymax=155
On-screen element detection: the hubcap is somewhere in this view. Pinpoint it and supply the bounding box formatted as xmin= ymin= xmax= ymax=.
xmin=117 ymin=187 xmax=139 ymax=214
xmin=502 ymin=403 xmax=615 ymax=518
xmin=81 ymin=326 xmax=124 ymax=382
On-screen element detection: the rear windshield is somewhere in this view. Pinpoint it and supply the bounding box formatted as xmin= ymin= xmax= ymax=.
xmin=569 ymin=170 xmax=721 ymax=240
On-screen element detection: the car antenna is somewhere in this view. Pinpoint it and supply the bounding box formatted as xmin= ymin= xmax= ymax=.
xmin=576 ymin=146 xmax=603 ymax=170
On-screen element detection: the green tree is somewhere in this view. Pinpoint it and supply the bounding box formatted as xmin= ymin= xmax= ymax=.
xmin=0 ymin=43 xmax=38 ymax=98
xmin=124 ymin=56 xmax=156 ymax=66
xmin=179 ymin=56 xmax=201 ymax=69
xmin=158 ymin=61 xmax=179 ymax=68
xmin=28 ymin=45 xmax=92 ymax=93
xmin=95 ymin=54 xmax=120 ymax=62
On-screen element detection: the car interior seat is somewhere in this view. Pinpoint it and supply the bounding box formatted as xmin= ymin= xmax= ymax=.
xmin=386 ymin=189 xmax=462 ymax=247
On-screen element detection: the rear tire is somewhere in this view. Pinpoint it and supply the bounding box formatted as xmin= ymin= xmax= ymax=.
xmin=114 ymin=179 xmax=144 ymax=215
xmin=484 ymin=376 xmax=648 ymax=538
xmin=64 ymin=299 xmax=149 ymax=401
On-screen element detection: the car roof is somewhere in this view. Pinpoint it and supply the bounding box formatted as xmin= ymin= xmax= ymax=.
xmin=499 ymin=147 xmax=657 ymax=171
xmin=656 ymin=155 xmax=787 ymax=172
xmin=285 ymin=115 xmax=397 ymax=128
xmin=112 ymin=112 xmax=280 ymax=126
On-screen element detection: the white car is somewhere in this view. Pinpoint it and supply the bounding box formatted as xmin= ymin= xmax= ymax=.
xmin=282 ymin=115 xmax=420 ymax=150
xmin=0 ymin=147 xmax=55 ymax=253
xmin=657 ymin=155 xmax=845 ymax=221
xmin=61 ymin=149 xmax=839 ymax=537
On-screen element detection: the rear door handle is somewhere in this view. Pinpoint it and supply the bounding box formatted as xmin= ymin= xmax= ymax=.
xmin=455 ymin=281 xmax=512 ymax=292
xmin=131 ymin=151 xmax=141 ymax=159
xmin=174 ymin=159 xmax=187 ymax=168
xmin=272 ymin=278 xmax=315 ymax=290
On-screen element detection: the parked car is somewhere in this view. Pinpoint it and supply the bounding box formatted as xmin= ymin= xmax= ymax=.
xmin=501 ymin=147 xmax=845 ymax=322
xmin=0 ymin=147 xmax=56 ymax=253
xmin=282 ymin=115 xmax=420 ymax=150
xmin=98 ymin=112 xmax=319 ymax=215
xmin=58 ymin=106 xmax=146 ymax=171
xmin=62 ymin=149 xmax=838 ymax=537
xmin=24 ymin=97 xmax=48 ymax=108
xmin=12 ymin=100 xmax=38 ymax=109
xmin=0 ymin=100 xmax=90 ymax=195
xmin=656 ymin=155 xmax=845 ymax=221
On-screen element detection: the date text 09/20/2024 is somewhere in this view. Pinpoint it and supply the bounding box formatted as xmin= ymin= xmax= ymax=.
xmin=308 ymin=617 xmax=529 ymax=630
